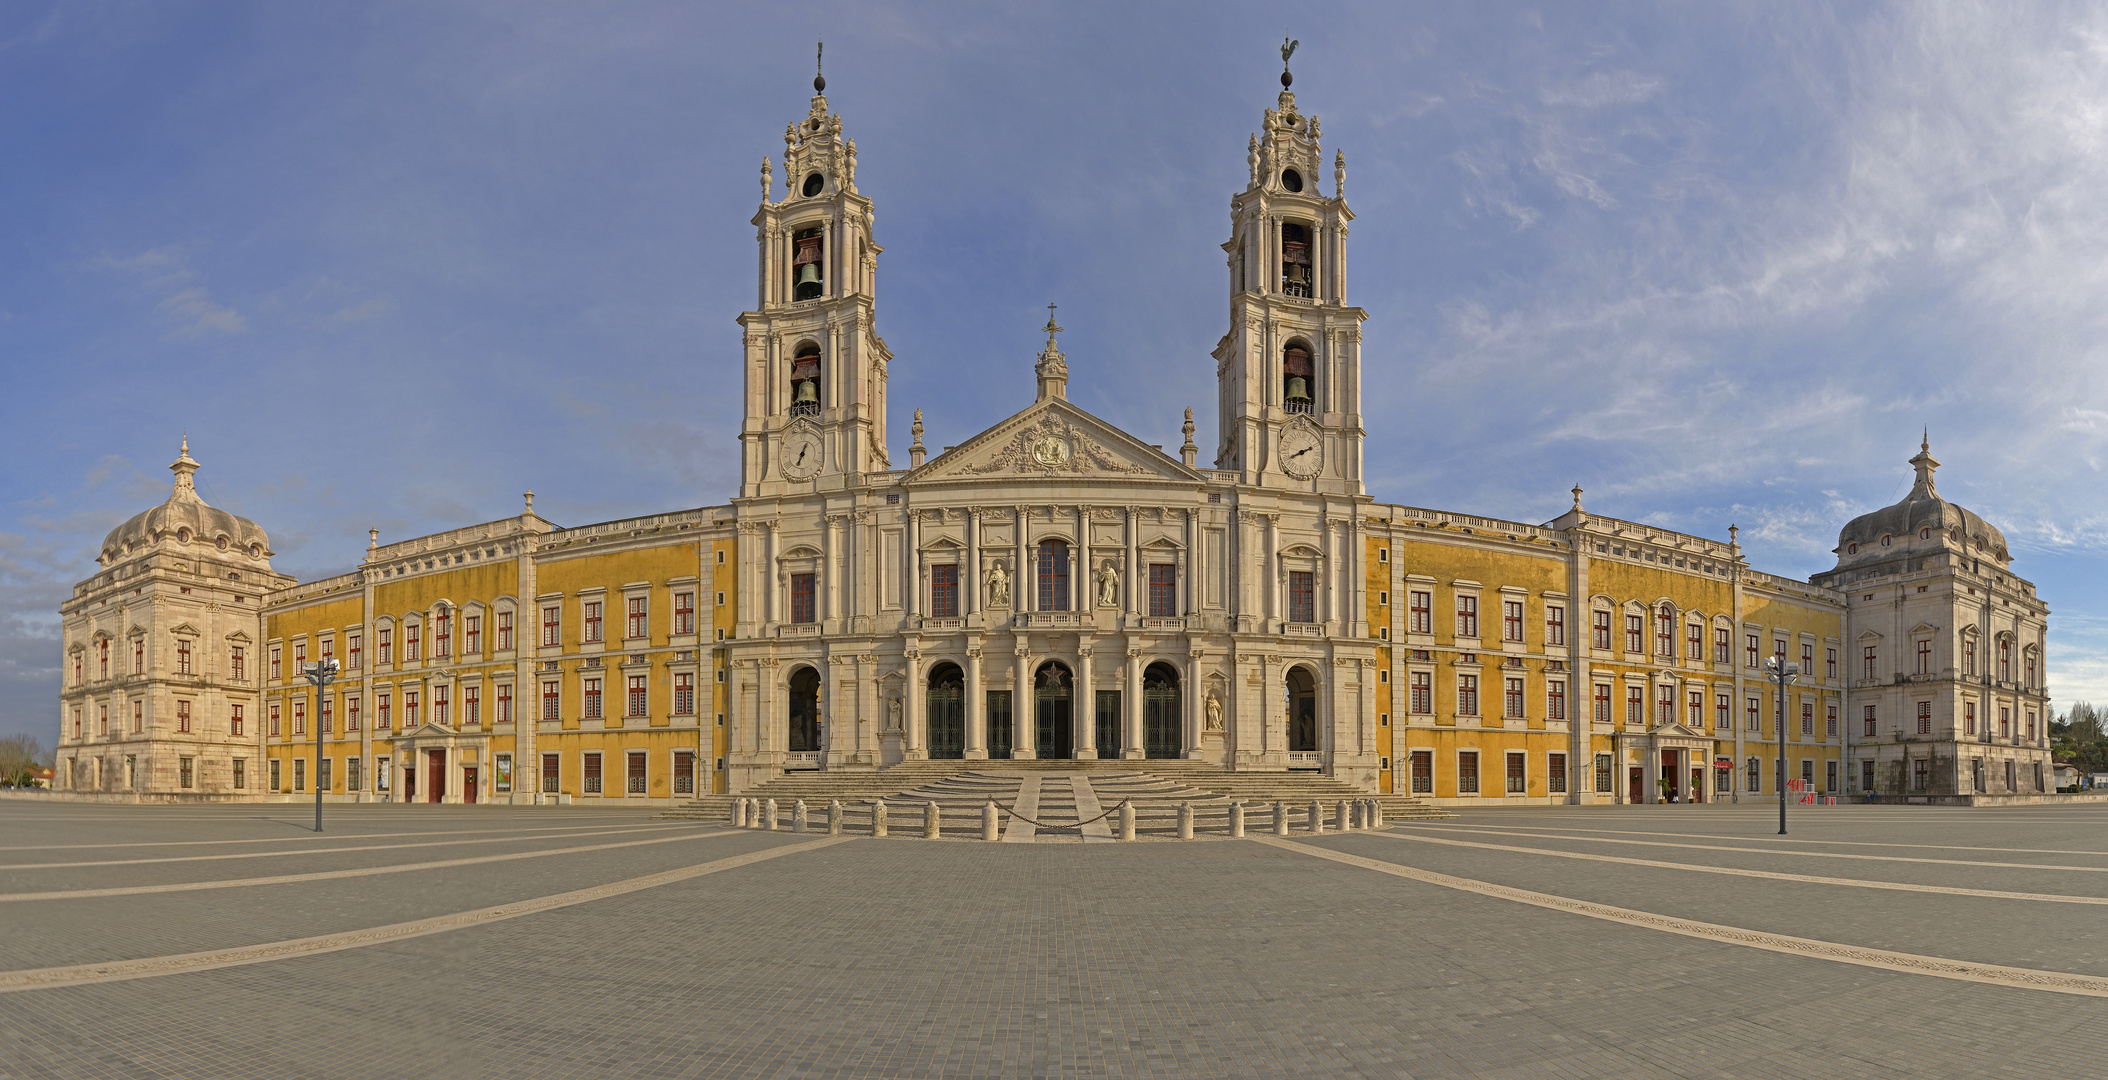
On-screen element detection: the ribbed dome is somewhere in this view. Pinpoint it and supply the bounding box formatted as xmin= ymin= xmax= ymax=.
xmin=1831 ymin=437 xmax=2007 ymax=573
xmin=99 ymin=439 xmax=272 ymax=564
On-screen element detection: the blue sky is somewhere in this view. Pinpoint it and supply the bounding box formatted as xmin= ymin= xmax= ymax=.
xmin=4 ymin=1 xmax=2106 ymax=747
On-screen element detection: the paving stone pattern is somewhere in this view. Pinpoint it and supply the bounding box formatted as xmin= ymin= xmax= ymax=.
xmin=2 ymin=800 xmax=2106 ymax=1078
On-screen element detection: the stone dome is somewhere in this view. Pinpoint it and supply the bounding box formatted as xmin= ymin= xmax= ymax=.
xmin=99 ymin=439 xmax=272 ymax=565
xmin=1830 ymin=437 xmax=2007 ymax=574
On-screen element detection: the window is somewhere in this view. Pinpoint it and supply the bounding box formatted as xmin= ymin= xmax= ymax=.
xmin=1714 ymin=627 xmax=1730 ymax=664
xmin=1547 ymin=679 xmax=1565 ymax=721
xmin=1916 ymin=639 xmax=1931 ymax=676
xmin=1506 ymin=752 xmax=1526 ymax=794
xmin=1998 ymin=638 xmax=2012 ymax=681
xmin=1913 ymin=758 xmax=1929 ymax=792
xmin=1289 ymin=571 xmax=1315 ymax=624
xmin=1962 ymin=637 xmax=1975 ymax=676
xmin=920 ymin=563 xmax=958 ymax=619
xmin=176 ymin=699 xmax=191 ymax=733
xmin=230 ymin=704 xmax=244 ymax=737
xmin=2026 ymin=654 xmax=2037 ymax=689
xmin=541 ymin=606 xmax=561 ymax=647
xmin=1863 ymin=704 xmax=1878 ymax=738
xmin=465 ymin=686 xmax=481 ymax=726
xmin=1826 ymin=704 xmax=1837 ymax=738
xmin=292 ymin=700 xmax=305 ymax=735
xmin=1549 ymin=753 xmax=1568 ymax=794
xmin=319 ymin=693 xmax=331 ymax=733
xmin=1656 ymin=684 xmax=1675 ymax=725
xmin=1655 ymin=606 xmax=1675 ymax=657
xmin=1502 ymin=600 xmax=1524 ymax=642
xmin=583 ymin=602 xmax=603 ymax=643
xmin=1750 ymin=697 xmax=1762 ymax=732
xmin=1150 ymin=564 xmax=1178 ymax=618
xmin=347 ymin=695 xmax=360 ymax=732
xmin=1627 ymin=685 xmax=1643 ymax=726
xmin=233 ymin=758 xmax=245 ymax=790
xmin=378 ymin=629 xmax=392 ymax=665
xmin=542 ymin=753 xmax=560 ymax=793
xmin=1595 ymin=754 xmax=1613 ymax=794
xmin=434 ymin=609 xmax=451 ymax=657
xmin=1037 ymin=539 xmax=1071 ymax=611
xmin=583 ymin=752 xmax=602 ymax=794
xmin=347 ymin=756 xmax=362 ymax=793
xmin=674 ymin=672 xmax=695 ymax=715
xmin=294 ymin=640 xmax=307 ymax=671
xmin=1410 ymin=751 xmax=1433 ymax=794
xmin=2006 ymin=759 xmax=2017 ymax=790
xmin=674 ymin=593 xmax=695 ymax=636
xmin=1594 ymin=683 xmax=1611 ymax=724
xmin=344 ymin=636 xmax=357 ymax=671
xmin=465 ymin=616 xmax=481 ymax=655
xmin=318 ymin=757 xmax=332 ymax=793
xmin=1456 ymin=595 xmax=1480 ymax=638
xmin=1964 ymin=701 xmax=1976 ymax=736
xmin=1410 ymin=591 xmax=1433 ymax=635
xmin=269 ymin=701 xmax=283 ymax=736
xmin=134 ymin=635 xmax=148 ymax=674
xmin=1458 ymin=751 xmax=1480 ymax=794
xmin=1802 ymin=642 xmax=1815 ymax=677
xmin=1748 ymin=757 xmax=1761 ymax=792
xmin=269 ymin=646 xmax=281 ymax=681
xmin=132 ymin=700 xmax=143 ymax=732
xmin=627 ymin=751 xmax=647 ymax=795
xmin=72 ymin=651 xmax=82 ymax=687
xmin=402 ymin=691 xmax=418 ymax=726
xmin=2027 ymin=710 xmax=2037 ymax=741
xmin=627 ymin=675 xmax=648 ymax=717
xmin=1410 ymin=671 xmax=1431 ymax=714
xmin=543 ymin=681 xmax=561 ymax=720
xmin=583 ymin=678 xmax=602 ymax=719
xmin=178 ymin=638 xmax=195 ymax=675
xmin=627 ymin=597 xmax=648 ymax=640
xmin=1688 ymin=623 xmax=1703 ymax=662
xmin=1626 ymin=615 xmax=1644 ymax=653
xmin=377 ymin=693 xmax=391 ymax=731
xmin=1746 ymin=634 xmax=1759 ymax=668
xmin=1457 ymin=674 xmax=1479 ymax=716
xmin=1592 ymin=610 xmax=1611 ymax=650
xmin=497 ymin=611 xmax=514 ymax=651
xmin=404 ymin=623 xmax=419 ymax=661
xmin=1915 ymin=700 xmax=1933 ymax=735
xmin=1801 ymin=701 xmax=1814 ymax=736
xmin=497 ymin=683 xmax=513 ymax=724
xmin=674 ymin=751 xmax=695 ymax=795
xmin=1863 ymin=645 xmax=1878 ymax=681
xmin=1688 ymin=690 xmax=1704 ymax=727
xmin=293 ymin=758 xmax=305 ymax=793
xmin=1504 ymin=677 xmax=1525 ymax=719
xmin=2000 ymin=707 xmax=2011 ymax=737
xmin=790 ymin=573 xmax=817 ymax=624
xmin=1826 ymin=647 xmax=1837 ymax=681
xmin=99 ymin=704 xmax=109 ymax=736
xmin=1545 ymin=605 xmax=1565 ymax=647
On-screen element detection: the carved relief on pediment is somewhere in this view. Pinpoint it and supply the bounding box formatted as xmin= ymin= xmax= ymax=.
xmin=960 ymin=414 xmax=1155 ymax=478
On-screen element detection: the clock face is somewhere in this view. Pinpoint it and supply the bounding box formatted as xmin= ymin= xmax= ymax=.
xmin=1280 ymin=424 xmax=1323 ymax=479
xmin=1032 ymin=436 xmax=1073 ymax=467
xmin=781 ymin=430 xmax=823 ymax=480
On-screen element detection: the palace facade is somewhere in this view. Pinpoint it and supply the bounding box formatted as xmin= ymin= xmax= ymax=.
xmin=53 ymin=72 xmax=2054 ymax=805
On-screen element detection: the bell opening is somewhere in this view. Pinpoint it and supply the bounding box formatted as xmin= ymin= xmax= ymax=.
xmin=792 ymin=227 xmax=825 ymax=301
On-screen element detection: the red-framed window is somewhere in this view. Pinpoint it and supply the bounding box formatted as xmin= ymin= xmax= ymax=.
xmin=1548 ymin=753 xmax=1567 ymax=794
xmin=583 ymin=602 xmax=603 ymax=643
xmin=497 ymin=611 xmax=514 ymax=651
xmin=673 ymin=592 xmax=695 ymax=636
xmin=1655 ymin=606 xmax=1675 ymax=657
xmin=674 ymin=672 xmax=695 ymax=715
xmin=627 ymin=597 xmax=648 ymax=640
xmin=1458 ymin=751 xmax=1480 ymax=794
xmin=403 ymin=623 xmax=419 ymax=661
xmin=1456 ymin=595 xmax=1479 ymax=638
xmin=464 ymin=686 xmax=480 ymax=726
xmin=433 ymin=610 xmax=450 ymax=658
xmin=1410 ymin=671 xmax=1431 ymax=714
xmin=377 ymin=694 xmax=391 ymax=731
xmin=1863 ymin=704 xmax=1877 ymax=737
xmin=1410 ymin=591 xmax=1433 ymax=635
xmin=2000 ymin=707 xmax=2011 ymax=737
xmin=583 ymin=678 xmax=602 ymax=719
xmin=1594 ymin=682 xmax=1611 ymax=723
xmin=583 ymin=752 xmax=602 ymax=794
xmin=1999 ymin=638 xmax=2012 ymax=681
xmin=1802 ymin=642 xmax=1814 ymax=676
xmin=2026 ymin=654 xmax=2037 ymax=688
xmin=464 ymin=616 xmax=480 ymax=655
xmin=1826 ymin=704 xmax=1837 ymax=737
xmin=627 ymin=675 xmax=648 ymax=717
xmin=1687 ymin=623 xmax=1703 ymax=661
xmin=1036 ymin=540 xmax=1071 ymax=612
xmin=1288 ymin=571 xmax=1315 ymax=624
xmin=377 ymin=629 xmax=392 ymax=665
xmin=542 ymin=681 xmax=560 ymax=720
xmin=1964 ymin=701 xmax=1976 ymax=735
xmin=1410 ymin=750 xmax=1432 ymax=794
xmin=497 ymin=683 xmax=513 ymax=724
xmin=345 ymin=636 xmax=358 ymax=671
xmin=133 ymin=637 xmax=145 ymax=674
xmin=1801 ymin=701 xmax=1814 ymax=735
xmin=1714 ymin=627 xmax=1730 ymax=664
xmin=1917 ymin=700 xmax=1933 ymax=735
xmin=1962 ymin=637 xmax=1975 ymax=675
xmin=292 ymin=700 xmax=305 ymax=736
xmin=931 ymin=564 xmax=959 ymax=618
xmin=1149 ymin=564 xmax=1177 ymax=618
xmin=1750 ymin=697 xmax=1762 ymax=732
xmin=1456 ymin=674 xmax=1479 ymax=716
xmin=1506 ymin=752 xmax=1526 ymax=794
xmin=98 ymin=704 xmax=108 ymax=736
xmin=1626 ymin=615 xmax=1644 ymax=654
xmin=269 ymin=646 xmax=280 ymax=681
xmin=346 ymin=696 xmax=359 ymax=732
xmin=1826 ymin=647 xmax=1837 ymax=681
xmin=626 ymin=751 xmax=647 ymax=795
xmin=176 ymin=699 xmax=191 ymax=733
xmin=402 ymin=691 xmax=418 ymax=726
xmin=542 ymin=606 xmax=561 ymax=647
xmin=1656 ymin=684 xmax=1675 ymax=725
xmin=790 ymin=573 xmax=817 ymax=624
xmin=1547 ymin=679 xmax=1565 ymax=721
xmin=1689 ymin=689 xmax=1704 ymax=727
xmin=320 ymin=693 xmax=332 ymax=733
xmin=673 ymin=751 xmax=696 ymax=795
xmin=295 ymin=640 xmax=307 ymax=671
xmin=177 ymin=638 xmax=193 ymax=675
xmin=1863 ymin=646 xmax=1878 ymax=681
xmin=230 ymin=704 xmax=243 ymax=737
xmin=1746 ymin=634 xmax=1760 ymax=668
xmin=1504 ymin=677 xmax=1525 ymax=719
xmin=1545 ymin=605 xmax=1565 ymax=647
xmin=542 ymin=753 xmax=560 ymax=793
xmin=1626 ymin=685 xmax=1643 ymax=725
xmin=1502 ymin=600 xmax=1524 ymax=643
xmin=1716 ymin=693 xmax=1731 ymax=729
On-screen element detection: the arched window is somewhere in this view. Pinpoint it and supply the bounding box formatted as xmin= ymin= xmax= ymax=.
xmin=1144 ymin=662 xmax=1182 ymax=759
xmin=1280 ymin=223 xmax=1312 ymax=297
xmin=1655 ymin=604 xmax=1676 ymax=658
xmin=1286 ymin=666 xmax=1319 ymax=753
xmin=1036 ymin=539 xmax=1070 ymax=612
xmin=1283 ymin=340 xmax=1314 ymax=414
xmin=926 ymin=663 xmax=964 ymax=760
xmin=786 ymin=666 xmax=821 ymax=753
xmin=792 ymin=226 xmax=824 ymax=301
xmin=789 ymin=342 xmax=821 ymax=417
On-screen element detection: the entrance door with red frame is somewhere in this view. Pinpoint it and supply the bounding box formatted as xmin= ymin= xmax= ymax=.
xmin=1661 ymin=749 xmax=1680 ymax=801
xmin=1691 ymin=766 xmax=1704 ymax=803
xmin=1628 ymin=766 xmax=1643 ymax=804
xmin=404 ymin=766 xmax=416 ymax=802
xmin=427 ymin=748 xmax=446 ymax=803
xmin=462 ymin=766 xmax=478 ymax=804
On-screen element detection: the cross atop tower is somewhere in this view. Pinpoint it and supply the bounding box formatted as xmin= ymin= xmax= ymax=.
xmin=1035 ymin=303 xmax=1068 ymax=402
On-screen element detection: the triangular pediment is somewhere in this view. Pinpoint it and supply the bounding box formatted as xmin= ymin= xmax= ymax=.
xmin=1644 ymin=721 xmax=1711 ymax=741
xmin=395 ymin=721 xmax=483 ymax=741
xmin=907 ymin=397 xmax=1204 ymax=485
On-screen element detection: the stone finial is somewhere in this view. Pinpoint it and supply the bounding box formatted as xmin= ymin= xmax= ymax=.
xmin=169 ymin=434 xmax=201 ymax=500
xmin=1728 ymin=524 xmax=1741 ymax=557
xmin=368 ymin=528 xmax=379 ymax=549
xmin=1571 ymin=483 xmax=1583 ymax=512
xmin=1909 ymin=431 xmax=1940 ymax=498
xmin=845 ymin=139 xmax=857 ymax=191
xmin=1248 ymin=134 xmax=1259 ymax=184
xmin=1034 ymin=303 xmax=1068 ymax=401
xmin=909 ymin=408 xmax=927 ymax=469
xmin=1181 ymin=407 xmax=1198 ymax=468
xmin=523 ymin=490 xmax=536 ymax=516
xmin=760 ymin=156 xmax=772 ymax=202
xmin=1335 ymin=148 xmax=1346 ymax=198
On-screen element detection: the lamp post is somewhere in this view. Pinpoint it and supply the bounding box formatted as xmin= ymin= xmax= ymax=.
xmin=303 ymin=659 xmax=340 ymax=832
xmin=1762 ymin=655 xmax=1798 ymax=835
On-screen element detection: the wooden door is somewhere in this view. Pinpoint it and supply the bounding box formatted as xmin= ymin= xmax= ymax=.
xmin=463 ymin=767 xmax=478 ymax=804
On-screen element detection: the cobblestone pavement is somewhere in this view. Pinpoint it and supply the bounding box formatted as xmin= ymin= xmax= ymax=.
xmin=3 ymin=799 xmax=2107 ymax=1078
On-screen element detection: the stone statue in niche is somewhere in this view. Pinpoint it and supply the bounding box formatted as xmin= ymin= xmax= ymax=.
xmin=1205 ymin=692 xmax=1225 ymax=732
xmin=986 ymin=561 xmax=1010 ymax=608
xmin=1097 ymin=561 xmax=1119 ymax=607
xmin=885 ymin=695 xmax=903 ymax=733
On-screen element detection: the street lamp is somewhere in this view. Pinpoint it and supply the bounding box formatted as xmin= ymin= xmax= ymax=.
xmin=303 ymin=658 xmax=340 ymax=832
xmin=1762 ymin=655 xmax=1798 ymax=835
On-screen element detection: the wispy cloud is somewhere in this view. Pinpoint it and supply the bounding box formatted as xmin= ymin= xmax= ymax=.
xmin=97 ymin=247 xmax=248 ymax=338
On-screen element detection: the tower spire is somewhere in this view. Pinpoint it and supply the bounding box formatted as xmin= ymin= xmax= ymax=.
xmin=1909 ymin=432 xmax=1940 ymax=498
xmin=169 ymin=434 xmax=201 ymax=500
xmin=1035 ymin=303 xmax=1068 ymax=401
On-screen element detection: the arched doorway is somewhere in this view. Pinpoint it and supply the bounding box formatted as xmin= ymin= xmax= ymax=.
xmin=1144 ymin=662 xmax=1181 ymax=759
xmin=1035 ymin=661 xmax=1073 ymax=759
xmin=786 ymin=666 xmax=821 ymax=753
xmin=1286 ymin=666 xmax=1319 ymax=753
xmin=927 ymin=662 xmax=964 ymax=760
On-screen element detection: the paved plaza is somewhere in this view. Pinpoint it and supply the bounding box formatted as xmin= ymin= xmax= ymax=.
xmin=3 ymin=798 xmax=2107 ymax=1078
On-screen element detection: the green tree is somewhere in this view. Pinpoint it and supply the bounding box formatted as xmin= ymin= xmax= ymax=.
xmin=0 ymin=734 xmax=48 ymax=786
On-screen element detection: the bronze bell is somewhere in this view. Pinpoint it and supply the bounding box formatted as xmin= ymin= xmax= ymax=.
xmin=793 ymin=379 xmax=819 ymax=405
xmin=796 ymin=263 xmax=822 ymax=286
xmin=1286 ymin=375 xmax=1309 ymax=402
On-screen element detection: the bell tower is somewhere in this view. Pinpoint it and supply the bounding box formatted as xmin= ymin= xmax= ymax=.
xmin=738 ymin=46 xmax=892 ymax=498
xmin=1210 ymin=43 xmax=1366 ymax=495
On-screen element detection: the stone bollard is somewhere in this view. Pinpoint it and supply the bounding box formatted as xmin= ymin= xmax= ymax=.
xmin=982 ymin=799 xmax=999 ymax=842
xmin=872 ymin=799 xmax=889 ymax=837
xmin=730 ymin=798 xmax=746 ymax=827
xmin=1229 ymin=801 xmax=1246 ymax=838
xmin=749 ymin=798 xmax=764 ymax=829
xmin=924 ymin=800 xmax=941 ymax=839
xmin=1119 ymin=801 xmax=1136 ymax=841
xmin=1177 ymin=801 xmax=1194 ymax=840
xmin=764 ymin=798 xmax=779 ymax=831
xmin=1273 ymin=801 xmax=1289 ymax=837
xmin=1336 ymin=800 xmax=1351 ymax=832
xmin=828 ymin=799 xmax=842 ymax=836
xmin=1371 ymin=800 xmax=1384 ymax=829
xmin=1309 ymin=800 xmax=1325 ymax=835
xmin=1348 ymin=800 xmax=1362 ymax=830
xmin=792 ymin=799 xmax=809 ymax=833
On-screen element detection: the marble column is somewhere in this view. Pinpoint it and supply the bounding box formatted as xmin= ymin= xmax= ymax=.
xmin=1124 ymin=648 xmax=1144 ymax=759
xmin=1076 ymin=647 xmax=1096 ymax=759
xmin=964 ymin=647 xmax=986 ymax=759
xmin=821 ymin=514 xmax=837 ymax=624
xmin=1014 ymin=647 xmax=1036 ymax=759
xmin=1126 ymin=507 xmax=1141 ymax=617
xmin=1016 ymin=506 xmax=1030 ymax=614
xmin=1078 ymin=504 xmax=1091 ymax=618
xmin=964 ymin=508 xmax=979 ymax=618
xmin=1183 ymin=650 xmax=1203 ymax=758
xmin=906 ymin=512 xmax=921 ymax=619
xmin=764 ymin=522 xmax=779 ymax=625
xmin=903 ymin=650 xmax=925 ymax=760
